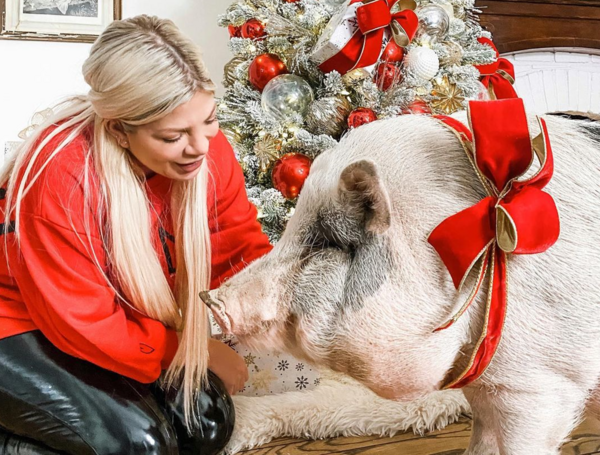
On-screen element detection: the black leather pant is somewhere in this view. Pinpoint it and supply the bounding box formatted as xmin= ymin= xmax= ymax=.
xmin=0 ymin=331 xmax=235 ymax=454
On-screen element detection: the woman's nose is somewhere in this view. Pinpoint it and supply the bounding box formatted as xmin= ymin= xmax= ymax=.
xmin=186 ymin=136 xmax=210 ymax=157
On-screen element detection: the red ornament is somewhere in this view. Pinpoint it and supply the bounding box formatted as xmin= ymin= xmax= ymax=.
xmin=347 ymin=108 xmax=377 ymax=129
xmin=272 ymin=153 xmax=312 ymax=200
xmin=283 ymin=0 xmax=300 ymax=2
xmin=374 ymin=62 xmax=401 ymax=91
xmin=248 ymin=53 xmax=288 ymax=91
xmin=402 ymin=99 xmax=432 ymax=115
xmin=381 ymin=41 xmax=405 ymax=63
xmin=228 ymin=24 xmax=242 ymax=38
xmin=241 ymin=19 xmax=267 ymax=40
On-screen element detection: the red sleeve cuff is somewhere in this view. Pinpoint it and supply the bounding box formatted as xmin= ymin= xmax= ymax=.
xmin=161 ymin=329 xmax=179 ymax=370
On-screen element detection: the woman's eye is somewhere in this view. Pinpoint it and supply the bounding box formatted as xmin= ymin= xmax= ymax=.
xmin=162 ymin=136 xmax=182 ymax=143
xmin=205 ymin=117 xmax=218 ymax=125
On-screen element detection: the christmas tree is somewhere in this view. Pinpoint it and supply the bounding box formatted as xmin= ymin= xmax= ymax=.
xmin=218 ymin=0 xmax=512 ymax=241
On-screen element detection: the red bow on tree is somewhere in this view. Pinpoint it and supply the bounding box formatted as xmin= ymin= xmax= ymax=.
xmin=476 ymin=37 xmax=517 ymax=100
xmin=319 ymin=0 xmax=418 ymax=75
xmin=430 ymin=99 xmax=559 ymax=388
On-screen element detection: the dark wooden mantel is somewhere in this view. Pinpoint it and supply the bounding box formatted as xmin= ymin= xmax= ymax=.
xmin=476 ymin=0 xmax=600 ymax=53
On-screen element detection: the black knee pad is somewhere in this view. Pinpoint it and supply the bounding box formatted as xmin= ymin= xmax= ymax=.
xmin=158 ymin=371 xmax=235 ymax=455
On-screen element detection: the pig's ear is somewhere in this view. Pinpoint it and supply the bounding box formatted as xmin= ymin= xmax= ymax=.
xmin=338 ymin=160 xmax=391 ymax=234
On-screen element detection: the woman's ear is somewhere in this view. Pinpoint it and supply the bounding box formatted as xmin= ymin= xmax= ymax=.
xmin=105 ymin=120 xmax=130 ymax=149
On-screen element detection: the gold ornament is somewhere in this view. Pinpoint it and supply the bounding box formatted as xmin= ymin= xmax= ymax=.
xmin=431 ymin=76 xmax=465 ymax=114
xmin=440 ymin=41 xmax=463 ymax=66
xmin=342 ymin=68 xmax=371 ymax=87
xmin=222 ymin=126 xmax=244 ymax=145
xmin=223 ymin=56 xmax=247 ymax=87
xmin=254 ymin=135 xmax=282 ymax=173
xmin=305 ymin=95 xmax=353 ymax=138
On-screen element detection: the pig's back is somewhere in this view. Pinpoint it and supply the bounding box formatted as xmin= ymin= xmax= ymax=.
xmin=312 ymin=112 xmax=600 ymax=387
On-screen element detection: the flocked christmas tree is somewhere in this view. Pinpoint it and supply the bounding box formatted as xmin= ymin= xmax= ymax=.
xmin=218 ymin=0 xmax=514 ymax=241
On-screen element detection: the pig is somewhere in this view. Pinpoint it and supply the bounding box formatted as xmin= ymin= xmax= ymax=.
xmin=204 ymin=112 xmax=600 ymax=455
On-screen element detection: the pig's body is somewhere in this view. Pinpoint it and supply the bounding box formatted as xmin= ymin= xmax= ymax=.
xmin=210 ymin=113 xmax=600 ymax=454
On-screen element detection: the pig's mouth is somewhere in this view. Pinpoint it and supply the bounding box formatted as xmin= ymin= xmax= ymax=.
xmin=199 ymin=291 xmax=233 ymax=334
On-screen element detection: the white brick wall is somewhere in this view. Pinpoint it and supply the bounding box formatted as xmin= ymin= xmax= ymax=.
xmin=504 ymin=48 xmax=600 ymax=115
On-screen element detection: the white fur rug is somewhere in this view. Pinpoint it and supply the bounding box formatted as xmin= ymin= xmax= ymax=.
xmin=226 ymin=371 xmax=470 ymax=454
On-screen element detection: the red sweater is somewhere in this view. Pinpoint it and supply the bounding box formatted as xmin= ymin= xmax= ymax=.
xmin=0 ymin=127 xmax=272 ymax=383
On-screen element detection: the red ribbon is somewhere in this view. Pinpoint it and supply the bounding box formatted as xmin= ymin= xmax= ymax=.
xmin=476 ymin=37 xmax=517 ymax=100
xmin=430 ymin=99 xmax=559 ymax=388
xmin=319 ymin=0 xmax=418 ymax=75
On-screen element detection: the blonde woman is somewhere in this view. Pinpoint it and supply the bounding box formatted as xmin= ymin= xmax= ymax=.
xmin=0 ymin=15 xmax=272 ymax=455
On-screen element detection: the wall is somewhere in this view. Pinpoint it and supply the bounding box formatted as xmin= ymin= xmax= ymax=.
xmin=0 ymin=0 xmax=231 ymax=156
xmin=504 ymin=48 xmax=600 ymax=115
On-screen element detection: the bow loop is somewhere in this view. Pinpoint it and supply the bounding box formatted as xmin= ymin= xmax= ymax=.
xmin=470 ymin=99 xmax=532 ymax=193
xmin=497 ymin=186 xmax=560 ymax=254
xmin=356 ymin=0 xmax=392 ymax=33
xmin=429 ymin=197 xmax=496 ymax=289
xmin=476 ymin=37 xmax=518 ymax=100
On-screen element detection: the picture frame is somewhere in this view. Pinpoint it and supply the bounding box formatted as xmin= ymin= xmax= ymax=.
xmin=0 ymin=0 xmax=122 ymax=43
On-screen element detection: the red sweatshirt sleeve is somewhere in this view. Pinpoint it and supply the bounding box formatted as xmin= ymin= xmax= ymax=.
xmin=10 ymin=134 xmax=178 ymax=383
xmin=207 ymin=132 xmax=273 ymax=290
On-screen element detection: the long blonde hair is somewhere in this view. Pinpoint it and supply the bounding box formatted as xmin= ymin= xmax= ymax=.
xmin=0 ymin=15 xmax=215 ymax=428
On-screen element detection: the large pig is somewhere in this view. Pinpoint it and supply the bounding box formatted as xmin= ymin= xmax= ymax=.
xmin=205 ymin=111 xmax=600 ymax=454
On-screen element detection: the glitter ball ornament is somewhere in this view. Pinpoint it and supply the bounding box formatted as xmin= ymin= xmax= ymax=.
xmin=223 ymin=56 xmax=247 ymax=86
xmin=261 ymin=74 xmax=315 ymax=121
xmin=305 ymin=95 xmax=353 ymax=138
xmin=417 ymin=5 xmax=450 ymax=43
xmin=381 ymin=40 xmax=406 ymax=63
xmin=440 ymin=41 xmax=463 ymax=66
xmin=405 ymin=47 xmax=440 ymax=81
xmin=374 ymin=62 xmax=401 ymax=91
xmin=241 ymin=18 xmax=267 ymax=40
xmin=228 ymin=24 xmax=242 ymax=38
xmin=272 ymin=153 xmax=312 ymax=200
xmin=249 ymin=54 xmax=288 ymax=91
xmin=347 ymin=108 xmax=377 ymax=129
xmin=431 ymin=76 xmax=465 ymax=114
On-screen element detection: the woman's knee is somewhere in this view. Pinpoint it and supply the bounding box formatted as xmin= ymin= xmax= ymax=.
xmin=159 ymin=371 xmax=235 ymax=455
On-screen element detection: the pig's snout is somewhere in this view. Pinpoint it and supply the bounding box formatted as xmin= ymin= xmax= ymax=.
xmin=199 ymin=290 xmax=232 ymax=333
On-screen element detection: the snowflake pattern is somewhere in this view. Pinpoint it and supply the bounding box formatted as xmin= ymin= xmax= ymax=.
xmin=295 ymin=376 xmax=309 ymax=390
xmin=314 ymin=378 xmax=320 ymax=386
xmin=244 ymin=353 xmax=256 ymax=366
xmin=210 ymin=334 xmax=320 ymax=396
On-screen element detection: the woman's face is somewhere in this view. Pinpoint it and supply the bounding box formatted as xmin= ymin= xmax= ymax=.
xmin=124 ymin=90 xmax=219 ymax=181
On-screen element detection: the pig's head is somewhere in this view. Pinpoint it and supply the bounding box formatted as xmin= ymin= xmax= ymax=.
xmin=203 ymin=151 xmax=396 ymax=361
xmin=203 ymin=115 xmax=473 ymax=393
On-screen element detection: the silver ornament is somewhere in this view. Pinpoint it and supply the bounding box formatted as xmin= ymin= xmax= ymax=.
xmin=305 ymin=95 xmax=352 ymax=138
xmin=417 ymin=5 xmax=450 ymax=43
xmin=261 ymin=74 xmax=315 ymax=122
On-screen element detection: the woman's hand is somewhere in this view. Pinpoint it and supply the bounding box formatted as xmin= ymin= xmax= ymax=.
xmin=207 ymin=338 xmax=249 ymax=395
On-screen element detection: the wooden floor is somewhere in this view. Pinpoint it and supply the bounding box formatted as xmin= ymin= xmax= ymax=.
xmin=240 ymin=414 xmax=600 ymax=454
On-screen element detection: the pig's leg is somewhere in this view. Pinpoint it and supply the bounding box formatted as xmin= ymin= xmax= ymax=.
xmin=462 ymin=387 xmax=500 ymax=455
xmin=487 ymin=386 xmax=587 ymax=455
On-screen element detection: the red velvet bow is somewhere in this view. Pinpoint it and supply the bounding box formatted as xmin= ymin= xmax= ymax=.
xmin=476 ymin=37 xmax=517 ymax=100
xmin=319 ymin=0 xmax=418 ymax=75
xmin=430 ymin=99 xmax=559 ymax=388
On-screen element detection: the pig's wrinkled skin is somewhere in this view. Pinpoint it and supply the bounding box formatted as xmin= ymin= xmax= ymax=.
xmin=208 ymin=113 xmax=600 ymax=454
